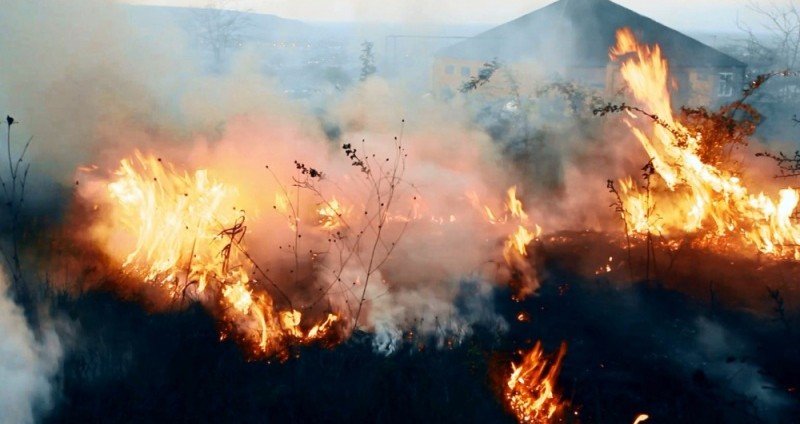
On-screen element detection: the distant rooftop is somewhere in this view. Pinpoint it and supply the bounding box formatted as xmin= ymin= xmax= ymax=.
xmin=437 ymin=0 xmax=745 ymax=69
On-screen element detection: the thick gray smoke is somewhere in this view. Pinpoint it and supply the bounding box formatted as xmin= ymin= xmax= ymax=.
xmin=0 ymin=271 xmax=62 ymax=424
xmin=0 ymin=0 xmax=178 ymax=192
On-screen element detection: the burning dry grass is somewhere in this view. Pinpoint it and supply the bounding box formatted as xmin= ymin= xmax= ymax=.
xmin=83 ymin=151 xmax=342 ymax=359
xmin=20 ymin=11 xmax=800 ymax=422
xmin=46 ymin=30 xmax=800 ymax=422
xmin=504 ymin=341 xmax=568 ymax=424
xmin=58 ymin=26 xmax=800 ymax=421
xmin=472 ymin=186 xmax=543 ymax=300
xmin=486 ymin=28 xmax=800 ymax=423
xmin=603 ymin=28 xmax=800 ymax=260
xmin=69 ymin=119 xmax=544 ymax=360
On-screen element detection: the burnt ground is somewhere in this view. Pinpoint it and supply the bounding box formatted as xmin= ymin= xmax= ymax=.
xmin=38 ymin=237 xmax=800 ymax=424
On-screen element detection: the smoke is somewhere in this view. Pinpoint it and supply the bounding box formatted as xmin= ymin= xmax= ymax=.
xmin=0 ymin=271 xmax=62 ymax=424
xmin=3 ymin=1 xmax=800 ymax=422
xmin=0 ymin=0 xmax=187 ymax=196
xmin=0 ymin=0 xmax=534 ymax=355
xmin=73 ymin=77 xmax=521 ymax=352
xmin=0 ymin=0 xmax=765 ymax=363
xmin=678 ymin=317 xmax=794 ymax=421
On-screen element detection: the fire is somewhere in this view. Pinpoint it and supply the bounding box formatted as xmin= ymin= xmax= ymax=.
xmin=317 ymin=197 xmax=349 ymax=231
xmin=633 ymin=414 xmax=650 ymax=424
xmin=507 ymin=186 xmax=529 ymax=222
xmin=505 ymin=341 xmax=567 ymax=423
xmin=274 ymin=192 xmax=297 ymax=231
xmin=470 ymin=186 xmax=542 ymax=298
xmin=280 ymin=310 xmax=339 ymax=340
xmin=107 ymin=152 xmax=237 ymax=294
xmin=611 ymin=28 xmax=800 ymax=259
xmin=469 ymin=187 xmax=542 ymax=297
xmin=502 ymin=187 xmax=542 ymax=299
xmin=505 ymin=225 xmax=538 ymax=260
xmin=96 ymin=151 xmax=339 ymax=359
xmin=86 ymin=148 xmax=546 ymax=358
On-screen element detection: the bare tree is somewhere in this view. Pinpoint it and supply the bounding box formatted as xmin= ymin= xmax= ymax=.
xmin=459 ymin=59 xmax=501 ymax=93
xmin=359 ymin=41 xmax=377 ymax=81
xmin=193 ymin=1 xmax=250 ymax=69
xmin=739 ymin=1 xmax=800 ymax=71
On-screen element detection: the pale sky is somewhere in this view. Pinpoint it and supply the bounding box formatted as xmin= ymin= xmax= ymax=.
xmin=123 ymin=0 xmax=762 ymax=32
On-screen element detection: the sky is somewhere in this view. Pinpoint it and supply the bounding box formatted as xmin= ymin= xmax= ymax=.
xmin=122 ymin=0 xmax=763 ymax=32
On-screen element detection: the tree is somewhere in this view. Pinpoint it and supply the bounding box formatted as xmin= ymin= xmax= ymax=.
xmin=359 ymin=41 xmax=376 ymax=81
xmin=739 ymin=1 xmax=800 ymax=71
xmin=193 ymin=1 xmax=250 ymax=70
xmin=459 ymin=59 xmax=501 ymax=93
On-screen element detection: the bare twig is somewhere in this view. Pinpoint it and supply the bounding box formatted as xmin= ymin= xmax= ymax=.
xmin=607 ymin=180 xmax=634 ymax=280
xmin=767 ymin=286 xmax=791 ymax=332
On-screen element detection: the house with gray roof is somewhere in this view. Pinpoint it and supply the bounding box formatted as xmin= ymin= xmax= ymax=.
xmin=433 ymin=0 xmax=746 ymax=106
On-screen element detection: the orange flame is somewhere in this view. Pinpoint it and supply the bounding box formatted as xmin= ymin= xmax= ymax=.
xmin=98 ymin=152 xmax=338 ymax=359
xmin=503 ymin=187 xmax=542 ymax=299
xmin=317 ymin=197 xmax=349 ymax=231
xmin=611 ymin=28 xmax=800 ymax=259
xmin=505 ymin=341 xmax=567 ymax=423
xmin=470 ymin=186 xmax=542 ymax=298
xmin=505 ymin=225 xmax=539 ymax=261
xmin=106 ymin=152 xmax=237 ymax=293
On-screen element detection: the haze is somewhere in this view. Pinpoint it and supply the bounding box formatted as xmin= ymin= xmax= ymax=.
xmin=124 ymin=0 xmax=761 ymax=32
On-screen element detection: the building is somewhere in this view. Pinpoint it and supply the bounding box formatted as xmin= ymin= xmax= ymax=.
xmin=433 ymin=0 xmax=746 ymax=106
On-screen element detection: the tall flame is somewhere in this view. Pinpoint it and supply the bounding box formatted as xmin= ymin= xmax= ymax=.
xmin=108 ymin=152 xmax=233 ymax=294
xmin=505 ymin=341 xmax=567 ymax=423
xmin=502 ymin=187 xmax=542 ymax=299
xmin=100 ymin=152 xmax=338 ymax=359
xmin=471 ymin=186 xmax=542 ymax=298
xmin=611 ymin=28 xmax=800 ymax=259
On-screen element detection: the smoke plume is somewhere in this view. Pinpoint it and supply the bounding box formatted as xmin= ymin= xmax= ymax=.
xmin=0 ymin=271 xmax=62 ymax=424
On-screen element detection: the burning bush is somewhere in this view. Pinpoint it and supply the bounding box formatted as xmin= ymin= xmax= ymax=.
xmin=598 ymin=28 xmax=800 ymax=260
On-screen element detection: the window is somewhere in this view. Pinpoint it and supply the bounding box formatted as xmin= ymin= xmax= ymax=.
xmin=718 ymin=72 xmax=734 ymax=97
xmin=461 ymin=66 xmax=470 ymax=77
xmin=445 ymin=65 xmax=454 ymax=75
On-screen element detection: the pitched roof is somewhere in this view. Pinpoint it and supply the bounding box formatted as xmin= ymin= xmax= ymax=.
xmin=437 ymin=0 xmax=745 ymax=69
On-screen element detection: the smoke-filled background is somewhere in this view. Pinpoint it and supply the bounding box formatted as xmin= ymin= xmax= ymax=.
xmin=1 ymin=0 xmax=800 ymax=422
